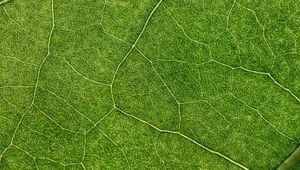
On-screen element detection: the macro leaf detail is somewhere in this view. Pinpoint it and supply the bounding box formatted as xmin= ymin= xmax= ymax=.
xmin=0 ymin=0 xmax=300 ymax=169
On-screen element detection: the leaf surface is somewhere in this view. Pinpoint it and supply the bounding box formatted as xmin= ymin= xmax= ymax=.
xmin=1 ymin=0 xmax=300 ymax=169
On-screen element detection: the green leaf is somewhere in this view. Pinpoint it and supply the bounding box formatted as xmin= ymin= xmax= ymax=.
xmin=1 ymin=0 xmax=300 ymax=169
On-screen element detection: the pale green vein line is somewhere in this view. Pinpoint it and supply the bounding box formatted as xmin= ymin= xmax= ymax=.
xmin=3 ymin=6 xmax=26 ymax=30
xmin=236 ymin=132 xmax=281 ymax=158
xmin=154 ymin=134 xmax=166 ymax=170
xmin=116 ymin=107 xmax=174 ymax=133
xmin=80 ymin=162 xmax=86 ymax=170
xmin=285 ymin=28 xmax=298 ymax=54
xmin=63 ymin=58 xmax=110 ymax=86
xmin=81 ymin=134 xmax=87 ymax=170
xmin=100 ymin=0 xmax=106 ymax=23
xmin=110 ymin=0 xmax=163 ymax=107
xmin=154 ymin=58 xmax=211 ymax=66
xmin=34 ymin=157 xmax=39 ymax=170
xmin=137 ymin=48 xmax=182 ymax=131
xmin=0 ymin=0 xmax=55 ymax=161
xmin=0 ymin=145 xmax=10 ymax=161
xmin=267 ymin=75 xmax=300 ymax=103
xmin=111 ymin=0 xmax=163 ymax=85
xmin=92 ymin=47 xmax=116 ymax=64
xmin=162 ymin=3 xmax=213 ymax=60
xmin=150 ymin=62 xmax=182 ymax=127
xmin=0 ymin=54 xmax=37 ymax=66
xmin=75 ymin=22 xmax=131 ymax=46
xmin=82 ymin=134 xmax=87 ymax=162
xmin=34 ymin=104 xmax=76 ymax=133
xmin=21 ymin=123 xmax=65 ymax=148
xmin=11 ymin=144 xmax=40 ymax=170
xmin=100 ymin=24 xmax=131 ymax=45
xmin=56 ymin=25 xmax=75 ymax=32
xmin=38 ymin=87 xmax=94 ymax=124
xmin=133 ymin=0 xmax=163 ymax=48
xmin=81 ymin=163 xmax=86 ymax=170
xmin=11 ymin=144 xmax=36 ymax=159
xmin=38 ymin=157 xmax=66 ymax=167
xmin=139 ymin=50 xmax=180 ymax=104
xmin=236 ymin=2 xmax=277 ymax=71
xmin=116 ymin=107 xmax=249 ymax=170
xmin=204 ymin=101 xmax=235 ymax=130
xmin=212 ymin=59 xmax=300 ymax=104
xmin=85 ymin=108 xmax=114 ymax=134
xmin=226 ymin=0 xmax=241 ymax=65
xmin=226 ymin=0 xmax=236 ymax=32
xmin=22 ymin=124 xmax=49 ymax=139
xmin=0 ymin=0 xmax=10 ymax=6
xmin=0 ymin=85 xmax=34 ymax=89
xmin=1 ymin=96 xmax=22 ymax=121
xmin=100 ymin=130 xmax=131 ymax=170
xmin=31 ymin=0 xmax=55 ymax=106
xmin=178 ymin=133 xmax=248 ymax=170
xmin=230 ymin=93 xmax=296 ymax=142
xmin=110 ymin=84 xmax=116 ymax=107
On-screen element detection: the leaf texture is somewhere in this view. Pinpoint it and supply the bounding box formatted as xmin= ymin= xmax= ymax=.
xmin=0 ymin=0 xmax=300 ymax=169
